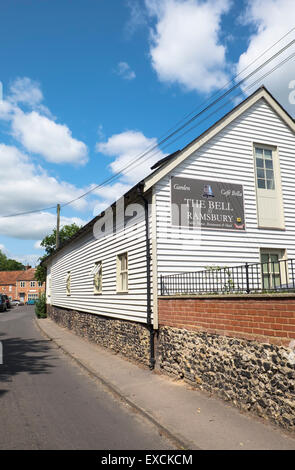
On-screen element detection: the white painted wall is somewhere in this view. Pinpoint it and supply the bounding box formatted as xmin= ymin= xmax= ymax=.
xmin=46 ymin=205 xmax=153 ymax=324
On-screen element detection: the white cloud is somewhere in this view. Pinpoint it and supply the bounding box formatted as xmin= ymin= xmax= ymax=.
xmin=125 ymin=0 xmax=148 ymax=36
xmin=94 ymin=130 xmax=166 ymax=215
xmin=145 ymin=0 xmax=231 ymax=93
xmin=96 ymin=130 xmax=165 ymax=184
xmin=92 ymin=181 xmax=132 ymax=215
xmin=0 ymin=77 xmax=88 ymax=165
xmin=8 ymin=77 xmax=43 ymax=107
xmin=8 ymin=77 xmax=53 ymax=117
xmin=0 ymin=210 xmax=86 ymax=240
xmin=115 ymin=61 xmax=136 ymax=80
xmin=11 ymin=109 xmax=88 ymax=165
xmin=0 ymin=144 xmax=88 ymax=215
xmin=0 ymin=99 xmax=14 ymax=121
xmin=0 ymin=243 xmax=7 ymax=253
xmin=236 ymin=0 xmax=295 ymax=115
xmin=34 ymin=240 xmax=43 ymax=250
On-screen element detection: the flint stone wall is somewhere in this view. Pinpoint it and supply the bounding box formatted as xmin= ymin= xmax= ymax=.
xmin=157 ymin=326 xmax=295 ymax=430
xmin=47 ymin=305 xmax=150 ymax=366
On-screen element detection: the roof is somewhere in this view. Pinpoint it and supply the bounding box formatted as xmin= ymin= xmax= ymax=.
xmin=0 ymin=271 xmax=24 ymax=285
xmin=16 ymin=268 xmax=37 ymax=281
xmin=0 ymin=268 xmax=37 ymax=285
xmin=42 ymin=86 xmax=295 ymax=265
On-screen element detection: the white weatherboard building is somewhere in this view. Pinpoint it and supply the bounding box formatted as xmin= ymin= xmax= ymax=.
xmin=44 ymin=87 xmax=295 ymax=363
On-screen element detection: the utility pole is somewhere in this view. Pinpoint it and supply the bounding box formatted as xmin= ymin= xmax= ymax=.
xmin=56 ymin=204 xmax=60 ymax=250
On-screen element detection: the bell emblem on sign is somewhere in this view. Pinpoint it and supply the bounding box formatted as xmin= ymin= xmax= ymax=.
xmin=202 ymin=184 xmax=214 ymax=198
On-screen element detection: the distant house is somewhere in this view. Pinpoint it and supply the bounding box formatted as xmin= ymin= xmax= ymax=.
xmin=16 ymin=268 xmax=45 ymax=303
xmin=0 ymin=271 xmax=21 ymax=300
xmin=0 ymin=267 xmax=45 ymax=302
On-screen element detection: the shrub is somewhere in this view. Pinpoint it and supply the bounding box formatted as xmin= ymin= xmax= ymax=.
xmin=35 ymin=292 xmax=47 ymax=318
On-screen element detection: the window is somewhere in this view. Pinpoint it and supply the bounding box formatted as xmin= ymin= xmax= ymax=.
xmin=260 ymin=249 xmax=286 ymax=289
xmin=91 ymin=262 xmax=102 ymax=294
xmin=38 ymin=282 xmax=42 ymax=287
xmin=254 ymin=144 xmax=284 ymax=229
xmin=117 ymin=253 xmax=128 ymax=293
xmin=28 ymin=293 xmax=39 ymax=300
xmin=255 ymin=147 xmax=275 ymax=190
xmin=65 ymin=272 xmax=71 ymax=296
xmin=30 ymin=281 xmax=35 ymax=287
xmin=20 ymin=281 xmax=25 ymax=288
xmin=9 ymin=286 xmax=12 ymax=292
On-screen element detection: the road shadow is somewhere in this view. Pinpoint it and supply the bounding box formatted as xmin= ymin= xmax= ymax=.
xmin=0 ymin=332 xmax=55 ymax=384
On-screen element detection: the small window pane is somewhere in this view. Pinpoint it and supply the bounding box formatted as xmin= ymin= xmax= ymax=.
xmin=265 ymin=169 xmax=274 ymax=179
xmin=121 ymin=272 xmax=128 ymax=291
xmin=262 ymin=275 xmax=270 ymax=289
xmin=255 ymin=148 xmax=263 ymax=156
xmin=257 ymin=179 xmax=266 ymax=188
xmin=257 ymin=168 xmax=265 ymax=178
xmin=265 ymin=159 xmax=273 ymax=169
xmin=264 ymin=149 xmax=272 ymax=159
xmin=121 ymin=255 xmax=127 ymax=271
xmin=256 ymin=158 xmax=264 ymax=168
xmin=266 ymin=179 xmax=275 ymax=190
xmin=261 ymin=254 xmax=268 ymax=264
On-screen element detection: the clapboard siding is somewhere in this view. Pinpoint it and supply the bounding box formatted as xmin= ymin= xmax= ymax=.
xmin=46 ymin=208 xmax=153 ymax=324
xmin=155 ymin=99 xmax=295 ymax=278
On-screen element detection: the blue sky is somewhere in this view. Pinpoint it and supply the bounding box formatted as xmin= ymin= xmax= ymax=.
xmin=0 ymin=0 xmax=294 ymax=266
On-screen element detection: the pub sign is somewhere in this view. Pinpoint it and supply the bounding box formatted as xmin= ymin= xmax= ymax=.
xmin=171 ymin=176 xmax=245 ymax=231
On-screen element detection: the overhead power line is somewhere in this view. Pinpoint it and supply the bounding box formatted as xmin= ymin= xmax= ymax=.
xmin=1 ymin=29 xmax=295 ymax=218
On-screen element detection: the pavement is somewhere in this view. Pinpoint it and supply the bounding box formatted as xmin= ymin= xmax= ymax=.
xmin=35 ymin=316 xmax=295 ymax=450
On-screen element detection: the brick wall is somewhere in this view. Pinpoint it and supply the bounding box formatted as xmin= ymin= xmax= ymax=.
xmin=0 ymin=284 xmax=17 ymax=300
xmin=159 ymin=294 xmax=295 ymax=347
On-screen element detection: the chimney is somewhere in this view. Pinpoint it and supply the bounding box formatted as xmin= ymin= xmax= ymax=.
xmin=26 ymin=264 xmax=31 ymax=270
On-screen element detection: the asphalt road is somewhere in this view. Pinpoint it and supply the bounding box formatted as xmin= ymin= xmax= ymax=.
xmin=0 ymin=306 xmax=173 ymax=450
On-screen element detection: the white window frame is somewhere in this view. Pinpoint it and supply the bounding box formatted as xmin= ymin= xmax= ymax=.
xmin=20 ymin=281 xmax=25 ymax=288
xmin=260 ymin=248 xmax=287 ymax=290
xmin=30 ymin=281 xmax=35 ymax=288
xmin=116 ymin=252 xmax=128 ymax=293
xmin=65 ymin=271 xmax=71 ymax=296
xmin=91 ymin=262 xmax=103 ymax=294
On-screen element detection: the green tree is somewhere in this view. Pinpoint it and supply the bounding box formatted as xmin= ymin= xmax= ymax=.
xmin=35 ymin=292 xmax=47 ymax=318
xmin=0 ymin=250 xmax=25 ymax=271
xmin=34 ymin=223 xmax=82 ymax=283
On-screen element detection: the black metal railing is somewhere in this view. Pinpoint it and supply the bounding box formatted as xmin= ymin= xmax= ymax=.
xmin=160 ymin=258 xmax=295 ymax=296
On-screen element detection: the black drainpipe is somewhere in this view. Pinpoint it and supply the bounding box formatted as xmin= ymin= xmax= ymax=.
xmin=137 ymin=183 xmax=155 ymax=370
